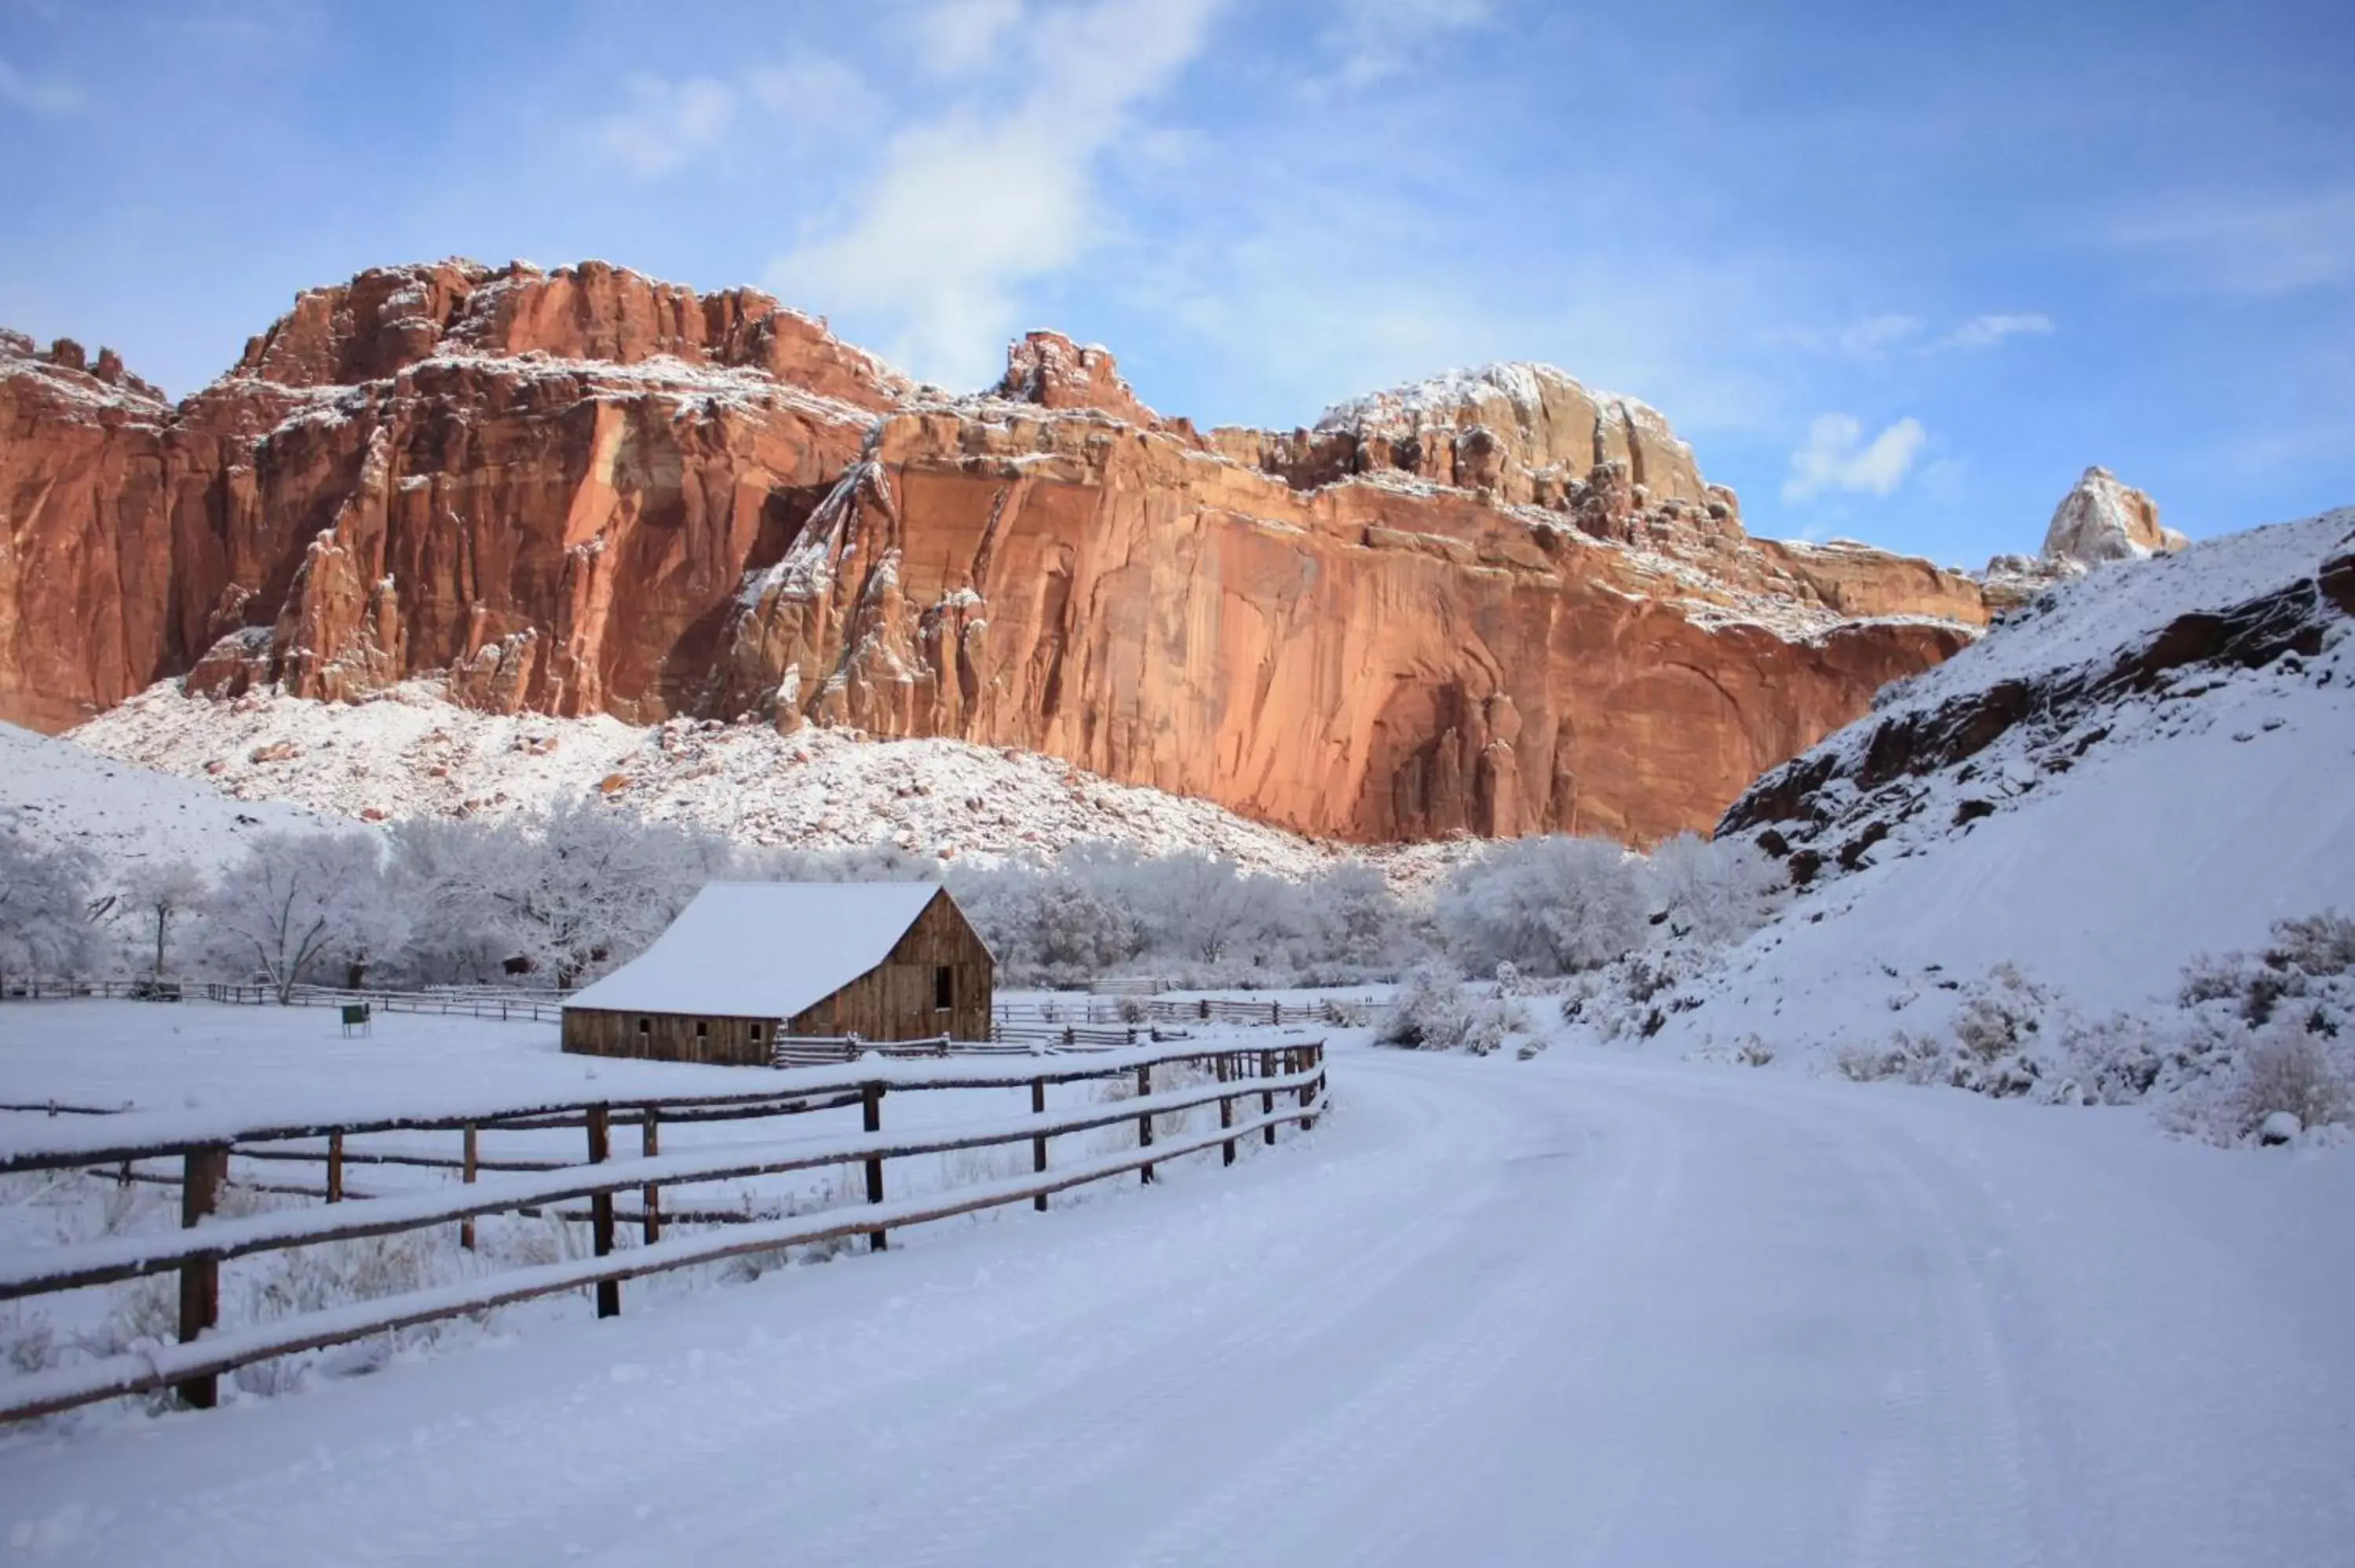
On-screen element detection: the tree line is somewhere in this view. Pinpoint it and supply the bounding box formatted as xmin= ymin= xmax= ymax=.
xmin=0 ymin=804 xmax=1783 ymax=999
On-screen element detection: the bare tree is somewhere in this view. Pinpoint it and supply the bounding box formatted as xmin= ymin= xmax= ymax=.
xmin=206 ymin=832 xmax=408 ymax=1001
xmin=121 ymin=859 xmax=210 ymax=977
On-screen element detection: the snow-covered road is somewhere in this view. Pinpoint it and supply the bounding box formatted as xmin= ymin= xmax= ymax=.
xmin=5 ymin=1047 xmax=2350 ymax=1566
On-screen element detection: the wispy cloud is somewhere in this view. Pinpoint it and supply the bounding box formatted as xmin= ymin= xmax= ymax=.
xmin=2114 ymin=187 xmax=2355 ymax=297
xmin=0 ymin=55 xmax=81 ymax=117
xmin=1318 ymin=0 xmax=1492 ymax=88
xmin=596 ymin=75 xmax=736 ymax=178
xmin=1783 ymin=413 xmax=1926 ymax=502
xmin=912 ymin=0 xmax=1028 ymax=75
xmin=1774 ymin=311 xmax=2053 ymax=360
xmin=1937 ymin=312 xmax=2054 ymax=351
xmin=772 ymin=0 xmax=1223 ymax=388
xmin=596 ymin=54 xmax=885 ymax=181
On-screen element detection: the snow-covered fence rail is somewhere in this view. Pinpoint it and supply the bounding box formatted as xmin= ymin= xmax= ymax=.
xmin=992 ymin=996 xmax=1372 ymax=1034
xmin=200 ymin=983 xmax=570 ymax=1023
xmin=0 ymin=1036 xmax=1327 ymax=1423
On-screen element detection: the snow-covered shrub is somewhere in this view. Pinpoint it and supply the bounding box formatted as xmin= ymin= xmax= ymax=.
xmin=947 ymin=841 xmax=1415 ymax=988
xmin=1557 ymin=946 xmax=1711 ymax=1041
xmin=1437 ymin=835 xmax=1645 ymax=977
xmin=1378 ymin=964 xmax=1529 ymax=1055
xmin=2223 ymin=1019 xmax=2350 ymax=1140
xmin=0 ymin=824 xmax=101 ymax=980
xmin=1642 ymin=832 xmax=1783 ymax=946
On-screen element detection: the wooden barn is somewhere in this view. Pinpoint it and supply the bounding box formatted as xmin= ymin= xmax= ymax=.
xmin=561 ymin=881 xmax=995 ymax=1066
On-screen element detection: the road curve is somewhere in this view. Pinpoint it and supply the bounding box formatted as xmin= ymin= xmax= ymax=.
xmin=3 ymin=1046 xmax=2349 ymax=1566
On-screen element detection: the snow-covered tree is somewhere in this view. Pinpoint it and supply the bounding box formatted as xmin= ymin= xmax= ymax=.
xmin=119 ymin=859 xmax=210 ymax=976
xmin=468 ymin=802 xmax=730 ymax=986
xmin=207 ymin=831 xmax=409 ymax=1001
xmin=0 ymin=826 xmax=100 ymax=982
xmin=1642 ymin=832 xmax=1781 ymax=948
xmin=1436 ymin=835 xmax=1646 ymax=976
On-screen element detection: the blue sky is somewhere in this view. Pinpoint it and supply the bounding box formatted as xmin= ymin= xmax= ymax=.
xmin=2 ymin=0 xmax=2348 ymax=566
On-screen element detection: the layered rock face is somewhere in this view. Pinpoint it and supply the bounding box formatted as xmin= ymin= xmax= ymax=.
xmin=1981 ymin=465 xmax=2189 ymax=611
xmin=5 ymin=260 xmax=1994 ymax=844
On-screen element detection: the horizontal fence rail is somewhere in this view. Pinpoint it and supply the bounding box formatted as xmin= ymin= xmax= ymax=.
xmin=0 ymin=1037 xmax=1327 ymax=1423
xmin=3 ymin=979 xmax=1375 ymax=1036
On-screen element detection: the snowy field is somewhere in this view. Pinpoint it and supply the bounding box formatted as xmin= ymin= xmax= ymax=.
xmin=1 ymin=1041 xmax=2349 ymax=1565
xmin=0 ymin=999 xmax=1325 ymax=1435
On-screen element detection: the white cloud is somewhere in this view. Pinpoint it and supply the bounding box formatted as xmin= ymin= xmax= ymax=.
xmin=596 ymin=75 xmax=736 ymax=179
xmin=1836 ymin=313 xmax=1921 ymax=359
xmin=1320 ymin=0 xmax=1492 ymax=88
xmin=0 ymin=56 xmax=80 ymax=117
xmin=912 ymin=0 xmax=1028 ymax=75
xmin=1938 ymin=312 xmax=2054 ymax=351
xmin=1782 ymin=414 xmax=1926 ymax=502
xmin=1774 ymin=311 xmax=2053 ymax=359
xmin=771 ymin=0 xmax=1222 ymax=388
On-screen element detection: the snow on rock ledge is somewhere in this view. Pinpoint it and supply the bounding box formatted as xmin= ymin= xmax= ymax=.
xmin=66 ymin=684 xmax=1419 ymax=881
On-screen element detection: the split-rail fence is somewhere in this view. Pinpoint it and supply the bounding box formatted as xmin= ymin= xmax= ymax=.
xmin=0 ymin=1037 xmax=1327 ymax=1423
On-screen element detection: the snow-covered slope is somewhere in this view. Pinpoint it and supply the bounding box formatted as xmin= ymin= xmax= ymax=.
xmin=1654 ymin=510 xmax=2355 ymax=1063
xmin=66 ymin=684 xmax=1419 ymax=881
xmin=0 ymin=720 xmax=325 ymax=870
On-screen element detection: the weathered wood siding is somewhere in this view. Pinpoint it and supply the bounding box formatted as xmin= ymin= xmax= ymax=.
xmin=786 ymin=888 xmax=995 ymax=1044
xmin=562 ymin=1008 xmax=775 ymax=1067
xmin=560 ymin=887 xmax=996 ymax=1066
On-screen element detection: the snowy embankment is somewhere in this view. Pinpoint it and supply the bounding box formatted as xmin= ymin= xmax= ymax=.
xmin=1576 ymin=511 xmax=2355 ymax=1136
xmin=0 ymin=721 xmax=323 ymax=871
xmin=67 ymin=682 xmax=1431 ymax=879
xmin=2 ymin=1045 xmax=2348 ymax=1566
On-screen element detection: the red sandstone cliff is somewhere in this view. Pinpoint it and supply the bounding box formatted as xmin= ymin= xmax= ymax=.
xmin=2 ymin=261 xmax=1990 ymax=844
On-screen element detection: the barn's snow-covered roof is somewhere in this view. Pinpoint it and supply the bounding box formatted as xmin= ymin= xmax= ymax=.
xmin=565 ymin=881 xmax=947 ymax=1021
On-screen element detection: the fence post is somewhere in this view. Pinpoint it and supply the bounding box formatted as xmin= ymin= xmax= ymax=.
xmin=863 ymin=1084 xmax=887 ymax=1252
xmin=641 ymin=1107 xmax=662 ymax=1245
xmin=586 ymin=1105 xmax=619 ymax=1318
xmin=1137 ymin=1063 xmax=1155 ymax=1183
xmin=1219 ymin=1052 xmax=1236 ymax=1166
xmin=176 ymin=1145 xmax=228 ymax=1409
xmin=1302 ymin=1041 xmax=1321 ymax=1130
xmin=460 ymin=1124 xmax=478 ymax=1252
xmin=1261 ymin=1049 xmax=1277 ymax=1145
xmin=1031 ymin=1078 xmax=1049 ymax=1212
xmin=326 ymin=1131 xmax=344 ymax=1203
xmin=1272 ymin=1001 xmax=1282 ymax=1026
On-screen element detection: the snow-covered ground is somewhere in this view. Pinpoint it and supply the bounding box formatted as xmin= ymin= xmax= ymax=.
xmin=0 ymin=721 xmax=323 ymax=871
xmin=1608 ymin=512 xmax=2355 ymax=1108
xmin=64 ymin=683 xmax=1465 ymax=881
xmin=0 ymin=999 xmax=1324 ymax=1420
xmin=2 ymin=1043 xmax=2347 ymax=1566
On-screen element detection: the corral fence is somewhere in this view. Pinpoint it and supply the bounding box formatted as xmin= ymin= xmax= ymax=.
xmin=0 ymin=976 xmax=568 ymax=1023
xmin=0 ymin=1037 xmax=1328 ymax=1423
xmin=2 ymin=979 xmax=1369 ymax=1036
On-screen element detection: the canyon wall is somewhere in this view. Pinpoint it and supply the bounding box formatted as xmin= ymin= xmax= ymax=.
xmin=2 ymin=260 xmax=1989 ymax=844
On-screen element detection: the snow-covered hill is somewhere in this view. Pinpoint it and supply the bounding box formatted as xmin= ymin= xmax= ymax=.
xmin=0 ymin=720 xmax=325 ymax=870
xmin=1620 ymin=509 xmax=2355 ymax=1113
xmin=66 ymin=684 xmax=1449 ymax=882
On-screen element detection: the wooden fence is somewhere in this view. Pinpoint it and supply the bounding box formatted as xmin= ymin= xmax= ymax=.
xmin=3 ymin=979 xmax=1367 ymax=1036
xmin=0 ymin=1037 xmax=1327 ymax=1423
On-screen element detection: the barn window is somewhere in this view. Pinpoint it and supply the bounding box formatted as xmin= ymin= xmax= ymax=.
xmin=934 ymin=965 xmax=954 ymax=1010
xmin=637 ymin=1017 xmax=650 ymax=1038
xmin=696 ymin=1020 xmax=708 ymax=1041
xmin=750 ymin=1023 xmax=763 ymax=1041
